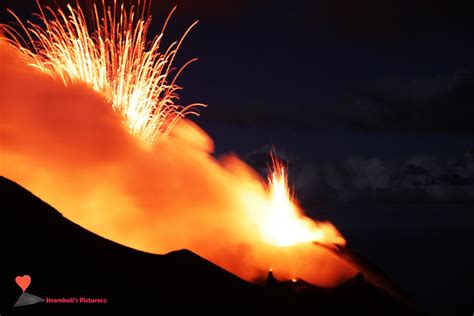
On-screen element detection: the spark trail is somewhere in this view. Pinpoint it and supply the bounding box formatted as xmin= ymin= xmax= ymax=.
xmin=1 ymin=0 xmax=205 ymax=146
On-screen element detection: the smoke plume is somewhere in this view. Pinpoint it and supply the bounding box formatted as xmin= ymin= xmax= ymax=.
xmin=0 ymin=42 xmax=356 ymax=286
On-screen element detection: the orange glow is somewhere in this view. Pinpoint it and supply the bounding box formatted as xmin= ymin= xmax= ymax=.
xmin=260 ymin=153 xmax=345 ymax=248
xmin=0 ymin=1 xmax=357 ymax=288
xmin=1 ymin=1 xmax=205 ymax=146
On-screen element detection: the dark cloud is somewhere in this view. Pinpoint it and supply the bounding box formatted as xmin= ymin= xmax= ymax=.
xmin=203 ymin=70 xmax=474 ymax=134
xmin=201 ymin=103 xmax=343 ymax=130
xmin=343 ymin=71 xmax=474 ymax=134
xmin=160 ymin=0 xmax=474 ymax=41
xmin=295 ymin=0 xmax=474 ymax=42
xmin=245 ymin=147 xmax=474 ymax=205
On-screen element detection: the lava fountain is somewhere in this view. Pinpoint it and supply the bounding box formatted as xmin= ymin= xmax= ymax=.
xmin=259 ymin=152 xmax=345 ymax=248
xmin=0 ymin=1 xmax=357 ymax=287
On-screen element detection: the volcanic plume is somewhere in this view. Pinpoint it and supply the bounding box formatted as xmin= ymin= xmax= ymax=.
xmin=0 ymin=1 xmax=356 ymax=287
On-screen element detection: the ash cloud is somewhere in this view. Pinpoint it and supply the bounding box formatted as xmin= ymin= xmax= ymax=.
xmin=0 ymin=42 xmax=355 ymax=287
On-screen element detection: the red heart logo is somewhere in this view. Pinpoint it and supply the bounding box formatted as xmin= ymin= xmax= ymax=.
xmin=15 ymin=275 xmax=31 ymax=292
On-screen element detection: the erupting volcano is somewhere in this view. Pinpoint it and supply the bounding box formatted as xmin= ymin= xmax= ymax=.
xmin=2 ymin=0 xmax=364 ymax=293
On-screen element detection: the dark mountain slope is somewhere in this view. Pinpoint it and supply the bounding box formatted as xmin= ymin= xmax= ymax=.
xmin=0 ymin=176 xmax=421 ymax=315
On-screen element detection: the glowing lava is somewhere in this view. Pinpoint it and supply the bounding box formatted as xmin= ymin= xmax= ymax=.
xmin=262 ymin=153 xmax=345 ymax=248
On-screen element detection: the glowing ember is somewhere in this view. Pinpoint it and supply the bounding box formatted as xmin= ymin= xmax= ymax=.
xmin=262 ymin=153 xmax=346 ymax=248
xmin=1 ymin=0 xmax=205 ymax=146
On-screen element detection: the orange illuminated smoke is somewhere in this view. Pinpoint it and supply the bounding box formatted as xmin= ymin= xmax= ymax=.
xmin=1 ymin=0 xmax=205 ymax=146
xmin=0 ymin=1 xmax=357 ymax=288
xmin=261 ymin=153 xmax=346 ymax=248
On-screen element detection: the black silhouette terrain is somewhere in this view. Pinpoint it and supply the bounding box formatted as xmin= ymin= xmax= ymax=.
xmin=0 ymin=176 xmax=422 ymax=315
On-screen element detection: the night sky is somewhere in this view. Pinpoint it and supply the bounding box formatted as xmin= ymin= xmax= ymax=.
xmin=169 ymin=0 xmax=474 ymax=161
